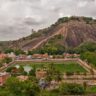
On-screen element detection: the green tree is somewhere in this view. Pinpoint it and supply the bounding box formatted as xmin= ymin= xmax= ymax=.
xmin=54 ymin=70 xmax=62 ymax=82
xmin=0 ymin=60 xmax=3 ymax=67
xmin=80 ymin=52 xmax=96 ymax=67
xmin=4 ymin=48 xmax=14 ymax=54
xmin=59 ymin=83 xmax=85 ymax=95
xmin=5 ymin=77 xmax=40 ymax=96
xmin=14 ymin=49 xmax=26 ymax=55
xmin=22 ymin=80 xmax=40 ymax=96
xmin=6 ymin=67 xmax=15 ymax=72
xmin=29 ymin=69 xmax=36 ymax=76
xmin=5 ymin=77 xmax=23 ymax=96
xmin=2 ymin=57 xmax=12 ymax=64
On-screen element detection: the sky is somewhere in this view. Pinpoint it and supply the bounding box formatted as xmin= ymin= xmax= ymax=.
xmin=0 ymin=0 xmax=96 ymax=41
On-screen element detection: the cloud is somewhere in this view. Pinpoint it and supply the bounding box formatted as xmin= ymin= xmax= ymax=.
xmin=0 ymin=0 xmax=96 ymax=41
xmin=78 ymin=1 xmax=88 ymax=7
xmin=24 ymin=16 xmax=46 ymax=26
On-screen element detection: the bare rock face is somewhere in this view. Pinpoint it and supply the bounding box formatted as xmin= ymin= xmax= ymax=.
xmin=64 ymin=21 xmax=96 ymax=47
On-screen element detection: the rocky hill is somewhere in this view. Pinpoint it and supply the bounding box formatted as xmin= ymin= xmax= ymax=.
xmin=0 ymin=16 xmax=96 ymax=51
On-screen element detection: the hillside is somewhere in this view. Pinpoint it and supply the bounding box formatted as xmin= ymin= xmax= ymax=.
xmin=0 ymin=16 xmax=96 ymax=51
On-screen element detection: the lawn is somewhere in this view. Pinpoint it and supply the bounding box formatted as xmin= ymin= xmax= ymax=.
xmin=14 ymin=61 xmax=87 ymax=73
xmin=86 ymin=86 xmax=96 ymax=94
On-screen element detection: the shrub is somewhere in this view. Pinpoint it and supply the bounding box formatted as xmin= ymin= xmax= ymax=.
xmin=59 ymin=83 xmax=85 ymax=95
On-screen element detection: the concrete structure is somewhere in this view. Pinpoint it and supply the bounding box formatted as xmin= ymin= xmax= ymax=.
xmin=32 ymin=53 xmax=49 ymax=59
xmin=17 ymin=75 xmax=28 ymax=81
xmin=36 ymin=69 xmax=47 ymax=79
xmin=0 ymin=72 xmax=10 ymax=86
xmin=16 ymin=55 xmax=32 ymax=60
xmin=7 ymin=52 xmax=16 ymax=59
xmin=39 ymin=78 xmax=47 ymax=89
xmin=63 ymin=53 xmax=80 ymax=58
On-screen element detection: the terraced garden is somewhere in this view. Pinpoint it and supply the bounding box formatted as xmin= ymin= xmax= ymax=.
xmin=13 ymin=61 xmax=87 ymax=73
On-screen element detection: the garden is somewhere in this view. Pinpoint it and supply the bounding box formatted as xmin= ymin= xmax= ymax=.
xmin=11 ymin=61 xmax=87 ymax=73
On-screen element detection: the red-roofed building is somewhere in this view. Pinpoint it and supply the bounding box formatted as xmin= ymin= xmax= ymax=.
xmin=63 ymin=53 xmax=80 ymax=58
xmin=0 ymin=53 xmax=7 ymax=60
xmin=32 ymin=53 xmax=49 ymax=59
xmin=0 ymin=72 xmax=10 ymax=86
xmin=17 ymin=75 xmax=28 ymax=81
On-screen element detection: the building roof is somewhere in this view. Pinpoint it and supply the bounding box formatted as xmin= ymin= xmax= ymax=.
xmin=32 ymin=53 xmax=48 ymax=58
xmin=0 ymin=53 xmax=7 ymax=59
xmin=17 ymin=75 xmax=28 ymax=81
xmin=0 ymin=72 xmax=9 ymax=76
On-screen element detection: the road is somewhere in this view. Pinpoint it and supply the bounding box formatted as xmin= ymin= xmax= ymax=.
xmin=0 ymin=61 xmax=15 ymax=72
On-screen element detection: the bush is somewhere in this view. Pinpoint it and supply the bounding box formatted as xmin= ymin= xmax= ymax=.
xmin=0 ymin=60 xmax=3 ymax=67
xmin=14 ymin=49 xmax=26 ymax=55
xmin=80 ymin=52 xmax=96 ymax=67
xmin=59 ymin=83 xmax=85 ymax=95
xmin=2 ymin=57 xmax=12 ymax=64
xmin=57 ymin=17 xmax=69 ymax=24
xmin=6 ymin=67 xmax=14 ymax=72
xmin=66 ymin=72 xmax=74 ymax=76
xmin=4 ymin=48 xmax=14 ymax=54
xmin=75 ymin=42 xmax=96 ymax=54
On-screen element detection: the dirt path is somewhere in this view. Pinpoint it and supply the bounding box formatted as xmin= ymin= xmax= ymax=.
xmin=0 ymin=61 xmax=15 ymax=72
xmin=31 ymin=26 xmax=66 ymax=50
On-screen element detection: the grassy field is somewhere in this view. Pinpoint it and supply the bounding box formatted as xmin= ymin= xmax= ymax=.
xmin=86 ymin=86 xmax=96 ymax=94
xmin=14 ymin=61 xmax=87 ymax=73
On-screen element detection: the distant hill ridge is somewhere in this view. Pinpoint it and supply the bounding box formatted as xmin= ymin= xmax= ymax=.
xmin=0 ymin=16 xmax=96 ymax=51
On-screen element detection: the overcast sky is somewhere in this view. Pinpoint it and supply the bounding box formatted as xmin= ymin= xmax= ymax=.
xmin=0 ymin=0 xmax=96 ymax=41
